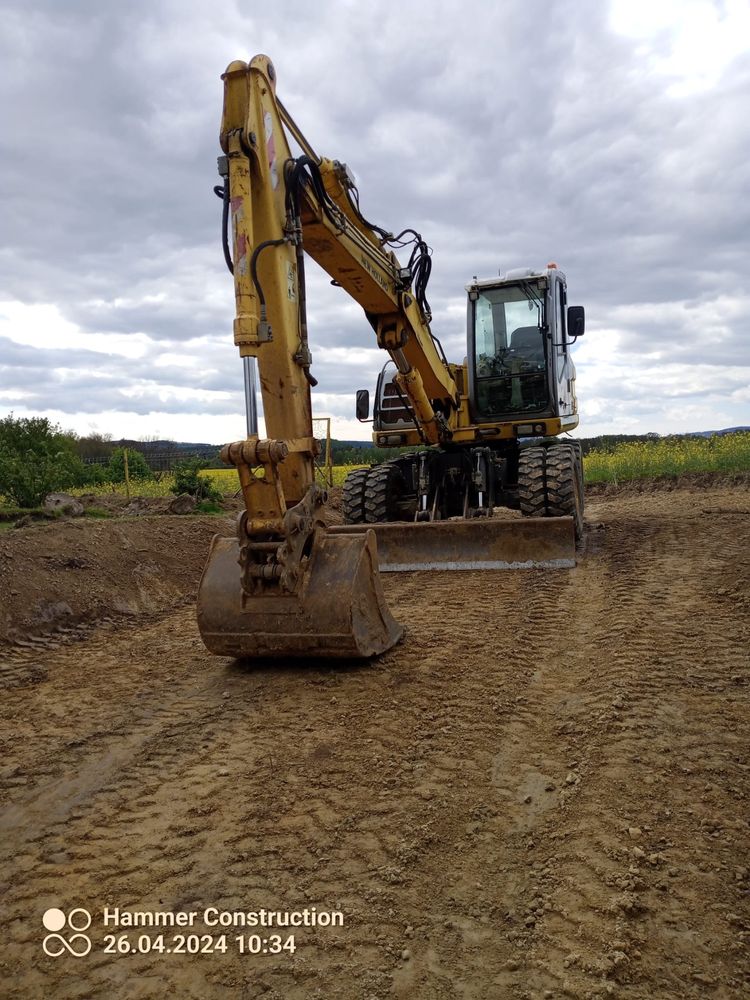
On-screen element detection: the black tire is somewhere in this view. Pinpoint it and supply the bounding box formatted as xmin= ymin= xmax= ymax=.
xmin=545 ymin=443 xmax=584 ymax=541
xmin=342 ymin=467 xmax=369 ymax=524
xmin=363 ymin=463 xmax=408 ymax=523
xmin=517 ymin=446 xmax=547 ymax=517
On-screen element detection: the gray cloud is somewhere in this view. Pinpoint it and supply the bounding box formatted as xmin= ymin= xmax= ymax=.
xmin=1 ymin=0 xmax=748 ymax=439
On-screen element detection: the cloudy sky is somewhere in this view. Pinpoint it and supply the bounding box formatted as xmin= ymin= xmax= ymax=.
xmin=2 ymin=0 xmax=749 ymax=444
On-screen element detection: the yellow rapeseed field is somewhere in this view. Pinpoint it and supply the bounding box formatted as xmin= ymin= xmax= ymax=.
xmin=583 ymin=431 xmax=750 ymax=483
xmin=200 ymin=465 xmax=368 ymax=491
xmin=21 ymin=433 xmax=747 ymax=507
xmin=204 ymin=434 xmax=750 ymax=492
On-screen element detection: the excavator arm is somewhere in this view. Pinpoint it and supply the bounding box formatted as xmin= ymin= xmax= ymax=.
xmin=197 ymin=54 xmax=432 ymax=660
xmin=219 ymin=54 xmax=459 ymax=470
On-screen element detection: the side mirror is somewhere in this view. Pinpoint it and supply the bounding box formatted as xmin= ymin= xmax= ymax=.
xmin=567 ymin=305 xmax=585 ymax=340
xmin=355 ymin=389 xmax=370 ymax=421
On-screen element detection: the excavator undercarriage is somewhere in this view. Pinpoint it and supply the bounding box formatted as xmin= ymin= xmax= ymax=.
xmin=335 ymin=439 xmax=582 ymax=572
xmin=342 ymin=441 xmax=584 ymax=535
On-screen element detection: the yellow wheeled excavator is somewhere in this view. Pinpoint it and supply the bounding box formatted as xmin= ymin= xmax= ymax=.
xmin=196 ymin=55 xmax=586 ymax=660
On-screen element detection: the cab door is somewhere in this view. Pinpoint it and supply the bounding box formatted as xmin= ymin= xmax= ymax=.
xmin=552 ymin=274 xmax=576 ymax=419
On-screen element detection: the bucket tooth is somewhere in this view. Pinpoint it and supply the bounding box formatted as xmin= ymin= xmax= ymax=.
xmin=197 ymin=528 xmax=403 ymax=659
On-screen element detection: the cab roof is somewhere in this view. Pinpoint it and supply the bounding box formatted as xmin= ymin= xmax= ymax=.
xmin=465 ymin=265 xmax=566 ymax=293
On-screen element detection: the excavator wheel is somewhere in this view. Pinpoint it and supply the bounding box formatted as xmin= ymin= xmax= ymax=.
xmin=517 ymin=446 xmax=548 ymax=517
xmin=364 ymin=463 xmax=409 ymax=523
xmin=518 ymin=442 xmax=584 ymax=542
xmin=333 ymin=448 xmax=577 ymax=569
xmin=545 ymin=443 xmax=584 ymax=541
xmin=342 ymin=467 xmax=370 ymax=524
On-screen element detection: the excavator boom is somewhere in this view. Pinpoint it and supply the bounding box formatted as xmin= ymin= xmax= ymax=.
xmin=196 ymin=56 xmax=410 ymax=659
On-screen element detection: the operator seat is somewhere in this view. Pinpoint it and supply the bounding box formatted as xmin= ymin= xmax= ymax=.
xmin=509 ymin=326 xmax=545 ymax=365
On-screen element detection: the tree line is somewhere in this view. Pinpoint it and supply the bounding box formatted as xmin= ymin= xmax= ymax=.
xmin=329 ymin=434 xmax=667 ymax=464
xmin=1 ymin=411 xmax=730 ymax=509
xmin=0 ymin=415 xmax=219 ymax=508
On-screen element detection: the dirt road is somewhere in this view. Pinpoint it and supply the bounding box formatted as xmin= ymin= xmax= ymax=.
xmin=1 ymin=482 xmax=748 ymax=998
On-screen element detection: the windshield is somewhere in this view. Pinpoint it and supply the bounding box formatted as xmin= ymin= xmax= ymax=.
xmin=473 ymin=282 xmax=549 ymax=415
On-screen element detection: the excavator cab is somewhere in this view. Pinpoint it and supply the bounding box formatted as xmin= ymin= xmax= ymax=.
xmin=369 ymin=266 xmax=584 ymax=445
xmin=467 ymin=266 xmax=582 ymax=426
xmin=344 ymin=265 xmax=585 ymax=565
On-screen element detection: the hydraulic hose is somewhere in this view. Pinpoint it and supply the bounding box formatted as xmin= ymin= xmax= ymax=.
xmin=214 ymin=179 xmax=234 ymax=275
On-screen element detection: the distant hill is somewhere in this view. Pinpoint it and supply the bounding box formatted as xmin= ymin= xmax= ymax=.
xmin=103 ymin=427 xmax=748 ymax=470
xmin=116 ymin=428 xmax=749 ymax=451
xmin=113 ymin=439 xmax=219 ymax=454
xmin=687 ymin=426 xmax=749 ymax=437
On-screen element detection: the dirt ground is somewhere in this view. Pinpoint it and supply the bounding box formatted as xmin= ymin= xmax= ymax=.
xmin=0 ymin=480 xmax=748 ymax=999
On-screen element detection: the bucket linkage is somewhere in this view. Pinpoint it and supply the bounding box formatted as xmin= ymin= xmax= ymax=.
xmin=197 ymin=438 xmax=403 ymax=659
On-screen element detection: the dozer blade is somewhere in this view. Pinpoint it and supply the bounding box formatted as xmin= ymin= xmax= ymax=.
xmin=329 ymin=516 xmax=576 ymax=572
xmin=196 ymin=528 xmax=403 ymax=659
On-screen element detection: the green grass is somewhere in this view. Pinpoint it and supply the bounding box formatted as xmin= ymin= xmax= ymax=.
xmin=198 ymin=465 xmax=370 ymax=490
xmin=198 ymin=469 xmax=235 ymax=493
xmin=59 ymin=464 xmax=369 ymax=499
xmin=332 ymin=440 xmax=750 ymax=487
xmin=0 ymin=504 xmax=47 ymax=521
xmin=195 ymin=500 xmax=224 ymax=514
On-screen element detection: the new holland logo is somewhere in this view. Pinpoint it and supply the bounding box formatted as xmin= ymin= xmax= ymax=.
xmin=42 ymin=907 xmax=92 ymax=957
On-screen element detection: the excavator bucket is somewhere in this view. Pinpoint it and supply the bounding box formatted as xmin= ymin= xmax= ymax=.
xmin=329 ymin=516 xmax=576 ymax=571
xmin=196 ymin=528 xmax=404 ymax=659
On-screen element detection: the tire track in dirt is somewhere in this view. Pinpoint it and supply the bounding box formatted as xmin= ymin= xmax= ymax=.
xmin=391 ymin=496 xmax=749 ymax=998
xmin=0 ymin=485 xmax=748 ymax=999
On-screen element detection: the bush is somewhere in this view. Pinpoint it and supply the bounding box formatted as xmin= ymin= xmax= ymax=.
xmin=0 ymin=414 xmax=87 ymax=508
xmin=81 ymin=463 xmax=111 ymax=486
xmin=171 ymin=458 xmax=223 ymax=502
xmin=107 ymin=447 xmax=153 ymax=482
